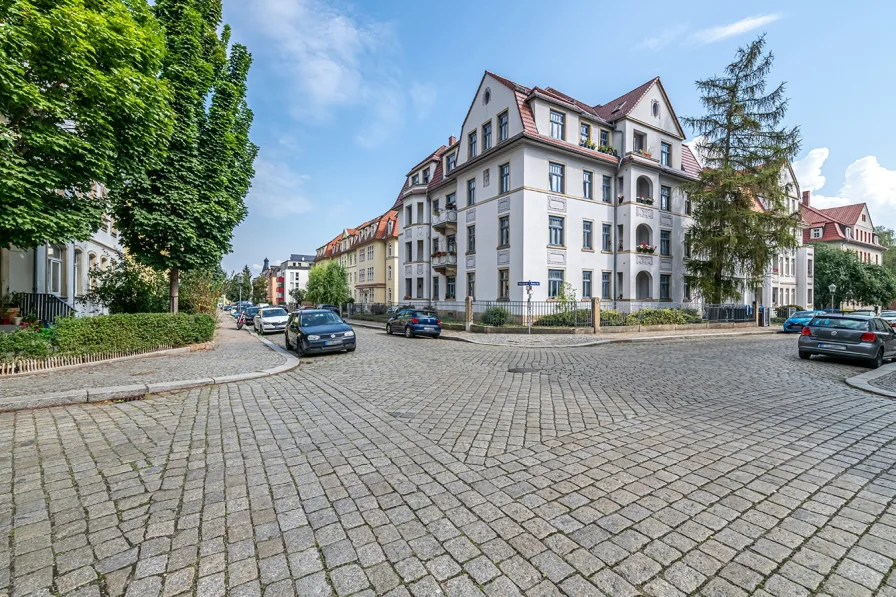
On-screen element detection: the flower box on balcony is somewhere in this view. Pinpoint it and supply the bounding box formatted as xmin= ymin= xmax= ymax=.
xmin=636 ymin=244 xmax=656 ymax=254
xmin=579 ymin=140 xmax=618 ymax=157
xmin=636 ymin=197 xmax=654 ymax=205
xmin=631 ymin=149 xmax=653 ymax=159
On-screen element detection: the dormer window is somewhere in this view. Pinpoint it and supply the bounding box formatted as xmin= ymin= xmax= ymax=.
xmin=549 ymin=110 xmax=565 ymax=140
xmin=810 ymin=227 xmax=823 ymax=239
xmin=412 ymin=174 xmax=419 ymax=185
xmin=447 ymin=152 xmax=456 ymax=172
xmin=423 ymin=168 xmax=430 ymax=183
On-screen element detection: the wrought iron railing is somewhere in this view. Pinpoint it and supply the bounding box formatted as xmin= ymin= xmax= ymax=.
xmin=12 ymin=292 xmax=76 ymax=324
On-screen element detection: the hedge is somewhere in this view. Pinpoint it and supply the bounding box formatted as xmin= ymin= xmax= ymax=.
xmin=534 ymin=308 xmax=593 ymax=327
xmin=53 ymin=313 xmax=216 ymax=355
xmin=0 ymin=329 xmax=53 ymax=361
xmin=481 ymin=306 xmax=511 ymax=327
xmin=600 ymin=308 xmax=704 ymax=326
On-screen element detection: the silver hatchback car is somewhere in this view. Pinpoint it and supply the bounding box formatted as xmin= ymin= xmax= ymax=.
xmin=798 ymin=314 xmax=896 ymax=368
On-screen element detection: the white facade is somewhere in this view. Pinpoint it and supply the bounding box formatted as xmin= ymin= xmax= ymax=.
xmin=396 ymin=72 xmax=814 ymax=307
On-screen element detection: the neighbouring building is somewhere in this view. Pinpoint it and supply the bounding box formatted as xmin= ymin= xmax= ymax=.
xmin=393 ymin=71 xmax=814 ymax=308
xmin=259 ymin=258 xmax=280 ymax=305
xmin=279 ymin=254 xmax=314 ymax=305
xmin=314 ymin=210 xmax=400 ymax=304
xmin=0 ymin=185 xmax=121 ymax=319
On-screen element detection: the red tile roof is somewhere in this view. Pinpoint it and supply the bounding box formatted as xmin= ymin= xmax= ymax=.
xmin=595 ymin=77 xmax=659 ymax=122
xmin=681 ymin=144 xmax=701 ymax=178
xmin=485 ymin=71 xmax=537 ymax=135
xmin=813 ymin=204 xmax=867 ymax=226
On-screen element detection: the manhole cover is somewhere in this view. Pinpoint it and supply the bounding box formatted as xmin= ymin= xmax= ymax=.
xmin=508 ymin=367 xmax=537 ymax=373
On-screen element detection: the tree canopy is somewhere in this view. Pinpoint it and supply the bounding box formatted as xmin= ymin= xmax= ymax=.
xmin=113 ymin=0 xmax=258 ymax=311
xmin=251 ymin=275 xmax=267 ymax=304
xmin=683 ymin=35 xmax=801 ymax=302
xmin=812 ymin=244 xmax=896 ymax=308
xmin=0 ymin=0 xmax=173 ymax=250
xmin=305 ymin=263 xmax=351 ymax=306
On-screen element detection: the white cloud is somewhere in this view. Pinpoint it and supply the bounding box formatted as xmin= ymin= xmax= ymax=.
xmin=793 ymin=148 xmax=896 ymax=219
xmin=246 ymin=0 xmax=430 ymax=148
xmin=792 ymin=148 xmax=828 ymax=193
xmin=252 ymin=263 xmax=263 ymax=272
xmin=246 ymin=153 xmax=314 ymax=218
xmin=641 ymin=26 xmax=687 ymax=50
xmin=691 ymin=14 xmax=781 ymax=45
xmin=409 ymin=82 xmax=437 ymax=119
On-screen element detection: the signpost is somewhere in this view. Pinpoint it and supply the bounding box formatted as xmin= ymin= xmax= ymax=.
xmin=518 ymin=281 xmax=540 ymax=334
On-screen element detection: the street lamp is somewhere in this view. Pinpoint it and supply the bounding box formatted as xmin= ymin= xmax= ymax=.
xmin=829 ymin=283 xmax=837 ymax=311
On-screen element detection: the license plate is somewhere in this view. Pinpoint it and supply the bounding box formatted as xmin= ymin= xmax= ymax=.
xmin=424 ymin=326 xmax=435 ymax=330
xmin=325 ymin=340 xmax=341 ymax=346
xmin=818 ymin=343 xmax=847 ymax=350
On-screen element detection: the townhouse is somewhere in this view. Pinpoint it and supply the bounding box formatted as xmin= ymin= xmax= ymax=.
xmin=801 ymin=194 xmax=884 ymax=265
xmin=279 ymin=255 xmax=314 ymax=304
xmin=395 ymin=71 xmax=814 ymax=308
xmin=314 ymin=210 xmax=400 ymax=304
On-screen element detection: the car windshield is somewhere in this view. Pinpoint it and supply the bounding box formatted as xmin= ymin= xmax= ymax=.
xmin=415 ymin=311 xmax=437 ymax=318
xmin=261 ymin=308 xmax=287 ymax=318
xmin=247 ymin=307 xmax=260 ymax=316
xmin=809 ymin=317 xmax=868 ymax=331
xmin=300 ymin=311 xmax=343 ymax=327
xmin=792 ymin=311 xmax=817 ymax=318
xmin=851 ymin=311 xmax=875 ymax=316
xmin=881 ymin=311 xmax=896 ymax=318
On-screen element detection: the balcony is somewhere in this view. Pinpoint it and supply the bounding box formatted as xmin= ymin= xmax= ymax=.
xmin=432 ymin=251 xmax=457 ymax=273
xmin=432 ymin=207 xmax=457 ymax=230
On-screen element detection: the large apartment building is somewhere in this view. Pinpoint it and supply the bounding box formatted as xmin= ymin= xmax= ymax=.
xmin=395 ymin=71 xmax=814 ymax=308
xmin=801 ymin=193 xmax=884 ymax=264
xmin=314 ymin=210 xmax=400 ymax=304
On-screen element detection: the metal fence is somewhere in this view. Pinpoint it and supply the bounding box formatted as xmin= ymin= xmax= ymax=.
xmin=597 ymin=301 xmax=753 ymax=326
xmin=13 ymin=292 xmax=76 ymax=324
xmin=472 ymin=300 xmax=593 ymax=328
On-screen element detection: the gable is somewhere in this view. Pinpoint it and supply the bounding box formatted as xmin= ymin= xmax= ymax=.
xmin=456 ymin=72 xmax=525 ymax=168
xmin=626 ymin=81 xmax=685 ymax=139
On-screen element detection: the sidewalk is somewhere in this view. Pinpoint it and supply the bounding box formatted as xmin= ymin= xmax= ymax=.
xmin=0 ymin=324 xmax=293 ymax=409
xmin=347 ymin=319 xmax=780 ymax=347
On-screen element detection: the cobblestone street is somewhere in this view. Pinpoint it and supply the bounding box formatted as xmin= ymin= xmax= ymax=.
xmin=2 ymin=328 xmax=895 ymax=597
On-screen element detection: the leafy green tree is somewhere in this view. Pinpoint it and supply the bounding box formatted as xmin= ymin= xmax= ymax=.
xmin=683 ymin=35 xmax=801 ymax=302
xmin=87 ymin=254 xmax=169 ymax=314
xmin=0 ymin=0 xmax=172 ymax=251
xmin=251 ymin=275 xmax=268 ymax=304
xmin=813 ymin=244 xmax=896 ymax=308
xmin=227 ymin=265 xmax=252 ymax=302
xmin=874 ymin=226 xmax=896 ymax=277
xmin=305 ymin=263 xmax=351 ymax=306
xmin=113 ymin=0 xmax=258 ymax=313
xmin=179 ymin=268 xmax=225 ymax=314
xmin=289 ymin=288 xmax=306 ymax=305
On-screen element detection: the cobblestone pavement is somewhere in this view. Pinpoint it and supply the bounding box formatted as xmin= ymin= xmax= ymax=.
xmin=866 ymin=368 xmax=896 ymax=392
xmin=0 ymin=325 xmax=285 ymax=398
xmin=1 ymin=328 xmax=895 ymax=597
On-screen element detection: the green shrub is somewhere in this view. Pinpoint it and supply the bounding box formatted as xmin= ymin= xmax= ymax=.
xmin=54 ymin=313 xmax=215 ymax=355
xmin=599 ymin=309 xmax=628 ymax=326
xmin=370 ymin=303 xmax=388 ymax=315
xmin=535 ymin=308 xmax=592 ymax=327
xmin=0 ymin=329 xmax=52 ymax=361
xmin=482 ymin=306 xmax=511 ymax=326
xmin=634 ymin=308 xmax=689 ymax=326
xmin=600 ymin=308 xmax=704 ymax=327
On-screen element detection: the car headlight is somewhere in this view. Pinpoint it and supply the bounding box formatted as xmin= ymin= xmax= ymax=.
xmin=344 ymin=331 xmax=354 ymax=337
xmin=307 ymin=335 xmax=320 ymax=340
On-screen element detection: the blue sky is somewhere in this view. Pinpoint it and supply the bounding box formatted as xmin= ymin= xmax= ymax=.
xmin=220 ymin=0 xmax=896 ymax=274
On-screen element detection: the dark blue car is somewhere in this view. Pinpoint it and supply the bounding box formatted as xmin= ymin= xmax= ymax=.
xmin=386 ymin=308 xmax=441 ymax=338
xmin=783 ymin=310 xmax=826 ymax=332
xmin=284 ymin=309 xmax=356 ymax=356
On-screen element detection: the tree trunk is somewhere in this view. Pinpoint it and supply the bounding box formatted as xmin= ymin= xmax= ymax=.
xmin=169 ymin=267 xmax=179 ymax=313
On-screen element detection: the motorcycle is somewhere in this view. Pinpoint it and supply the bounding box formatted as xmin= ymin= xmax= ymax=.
xmin=236 ymin=311 xmax=246 ymax=330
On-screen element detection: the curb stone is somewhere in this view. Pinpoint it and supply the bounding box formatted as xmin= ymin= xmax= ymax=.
xmin=345 ymin=319 xmax=779 ymax=348
xmin=0 ymin=330 xmax=299 ymax=413
xmin=845 ymin=362 xmax=896 ymax=398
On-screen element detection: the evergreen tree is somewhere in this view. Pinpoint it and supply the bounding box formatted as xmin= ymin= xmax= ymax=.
xmin=113 ymin=0 xmax=258 ymax=312
xmin=683 ymin=35 xmax=801 ymax=302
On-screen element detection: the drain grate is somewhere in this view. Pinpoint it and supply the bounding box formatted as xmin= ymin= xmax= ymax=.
xmin=508 ymin=367 xmax=537 ymax=373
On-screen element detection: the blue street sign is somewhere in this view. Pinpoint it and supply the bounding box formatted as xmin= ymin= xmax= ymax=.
xmin=517 ymin=281 xmax=541 ymax=286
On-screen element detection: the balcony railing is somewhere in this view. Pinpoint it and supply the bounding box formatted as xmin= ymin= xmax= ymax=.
xmin=433 ymin=252 xmax=458 ymax=268
xmin=432 ymin=208 xmax=457 ymax=228
xmin=635 ymin=196 xmax=654 ymax=205
xmin=13 ymin=292 xmax=76 ymax=324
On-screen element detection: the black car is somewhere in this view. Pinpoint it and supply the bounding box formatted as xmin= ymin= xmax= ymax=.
xmin=244 ymin=306 xmax=261 ymax=325
xmin=285 ymin=309 xmax=356 ymax=356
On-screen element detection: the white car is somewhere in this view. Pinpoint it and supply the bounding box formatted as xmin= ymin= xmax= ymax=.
xmin=254 ymin=307 xmax=289 ymax=335
xmin=880 ymin=310 xmax=896 ymax=325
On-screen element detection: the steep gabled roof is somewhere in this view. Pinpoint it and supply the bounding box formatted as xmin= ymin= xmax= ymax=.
xmin=681 ymin=144 xmax=701 ymax=178
xmin=815 ymin=204 xmax=868 ymax=226
xmin=484 ymin=71 xmax=537 ymax=135
xmin=595 ymin=77 xmax=659 ymax=122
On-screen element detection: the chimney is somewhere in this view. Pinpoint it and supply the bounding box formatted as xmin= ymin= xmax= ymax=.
xmin=448 ymin=135 xmax=456 ymax=146
xmin=802 ymin=191 xmax=810 ymax=207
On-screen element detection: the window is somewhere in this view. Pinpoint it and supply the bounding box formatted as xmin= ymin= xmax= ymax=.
xmin=684 ymin=232 xmax=692 ymax=258
xmin=808 ymin=259 xmax=814 ymax=277
xmin=433 ymin=198 xmax=439 ymax=213
xmin=446 ymin=192 xmax=456 ymax=207
xmin=549 ymin=216 xmax=565 ymax=247
xmin=367 ymin=246 xmax=374 ymax=260
xmin=417 ymin=203 xmax=424 ymax=223
xmin=417 ymin=240 xmax=424 ymax=261
xmin=550 ymin=110 xmax=565 ymax=140
xmin=498 ymin=112 xmax=509 ymax=142
xmin=660 ymin=186 xmax=671 ymax=211
xmin=810 ymin=227 xmax=823 ymax=239
xmin=685 ymin=194 xmax=691 ymax=215
xmin=549 ymin=162 xmax=565 ymax=193
xmin=423 ymin=168 xmax=430 ymax=183
xmin=467 ymin=272 xmax=475 ymax=299
xmin=432 ymin=237 xmax=439 ymax=255
xmin=388 ymin=265 xmax=392 ymax=280
xmin=582 ymin=271 xmax=592 ymax=299
xmin=483 ymin=168 xmax=490 ymax=187
xmin=412 ymin=174 xmax=419 ymax=185
xmin=500 ymin=163 xmax=510 ymax=194
xmin=499 ymin=216 xmax=510 ymax=247
xmin=416 ymin=278 xmax=424 ymax=299
xmin=359 ymin=249 xmax=365 ymax=262
xmin=405 ymin=241 xmax=412 ymax=262
xmin=446 ymin=234 xmax=456 ymax=253
xmin=548 ymin=269 xmax=564 ymax=298
xmin=661 ymin=142 xmax=671 ymax=166
xmin=433 ymin=277 xmax=439 ymax=301
xmin=387 ymin=243 xmax=393 ymax=257
xmin=602 ymin=175 xmax=611 ymax=203
xmin=467 ymin=225 xmax=476 ymax=253
xmin=47 ymin=245 xmax=63 ymax=295
xmin=359 ymin=269 xmax=365 ymax=282
xmin=660 ymin=230 xmax=671 ymax=256
xmin=583 ymin=221 xmax=593 ymax=250
xmin=660 ymin=274 xmax=670 ymax=299
xmin=599 ymin=130 xmax=608 ymax=147
xmin=683 ymin=279 xmax=691 ymax=300
xmin=652 ymin=101 xmax=660 ymax=118
xmin=468 ymin=131 xmax=477 ymax=158
xmin=446 ymin=276 xmax=456 ymax=299
xmin=602 ymin=223 xmax=612 ymax=252
xmin=601 ymin=272 xmax=611 ymax=299
xmin=583 ymin=170 xmax=593 ymax=199
xmin=447 ymin=153 xmax=456 ymax=172
xmin=467 ymin=179 xmax=476 ymax=206
xmin=580 ymin=123 xmax=591 ymax=145
xmin=498 ymin=269 xmax=509 ymax=299
xmin=405 ymin=206 xmax=412 ymax=226
xmin=483 ymin=121 xmax=492 ymax=150
xmin=634 ymin=131 xmax=646 ymax=152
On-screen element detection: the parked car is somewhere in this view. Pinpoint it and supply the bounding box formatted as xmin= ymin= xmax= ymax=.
xmin=386 ymin=308 xmax=441 ymax=338
xmin=880 ymin=310 xmax=896 ymax=325
xmin=849 ymin=310 xmax=876 ymax=317
xmin=254 ymin=307 xmax=289 ymax=335
xmin=798 ymin=314 xmax=896 ymax=368
xmin=316 ymin=304 xmax=340 ymax=313
xmin=782 ymin=310 xmax=826 ymax=333
xmin=223 ymin=305 xmax=232 ymax=312
xmin=244 ymin=306 xmax=261 ymax=325
xmin=284 ymin=309 xmax=356 ymax=356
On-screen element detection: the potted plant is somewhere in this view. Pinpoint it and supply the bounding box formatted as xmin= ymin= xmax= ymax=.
xmin=0 ymin=293 xmax=19 ymax=325
xmin=636 ymin=243 xmax=656 ymax=254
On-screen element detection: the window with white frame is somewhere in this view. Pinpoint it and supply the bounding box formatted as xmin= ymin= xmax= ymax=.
xmin=582 ymin=271 xmax=592 ymax=298
xmin=367 ymin=246 xmax=373 ymax=260
xmin=602 ymin=175 xmax=611 ymax=203
xmin=467 ymin=179 xmax=476 ymax=206
xmin=811 ymin=227 xmax=823 ymax=239
xmin=483 ymin=121 xmax=492 ymax=151
xmin=548 ymin=269 xmax=564 ymax=298
xmin=582 ymin=220 xmax=593 ymax=250
xmin=583 ymin=170 xmax=593 ymax=199
xmin=500 ymin=163 xmax=510 ymax=194
xmin=549 ymin=110 xmax=565 ymax=140
xmin=498 ymin=112 xmax=509 ymax=142
xmin=661 ymin=142 xmax=671 ymax=166
xmin=549 ymin=216 xmax=564 ymax=247
xmin=549 ymin=163 xmax=564 ymax=193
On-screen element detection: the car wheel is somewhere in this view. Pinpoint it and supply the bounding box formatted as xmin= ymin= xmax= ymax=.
xmin=870 ymin=348 xmax=884 ymax=369
xmin=346 ymin=346 xmax=356 ymax=353
xmin=433 ymin=334 xmax=440 ymax=340
xmin=404 ymin=326 xmax=414 ymax=338
xmin=295 ymin=340 xmax=304 ymax=357
xmin=386 ymin=323 xmax=392 ymax=335
xmin=284 ymin=332 xmax=292 ymax=350
xmin=798 ymin=351 xmax=811 ymax=360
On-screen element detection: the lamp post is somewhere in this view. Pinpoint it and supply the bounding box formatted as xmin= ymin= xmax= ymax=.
xmin=829 ymin=283 xmax=837 ymax=311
